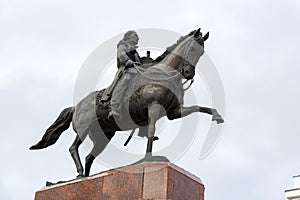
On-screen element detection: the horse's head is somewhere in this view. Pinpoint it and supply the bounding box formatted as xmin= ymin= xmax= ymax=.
xmin=178 ymin=28 xmax=209 ymax=80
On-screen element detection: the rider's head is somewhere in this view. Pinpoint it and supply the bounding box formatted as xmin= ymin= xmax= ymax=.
xmin=124 ymin=30 xmax=139 ymax=46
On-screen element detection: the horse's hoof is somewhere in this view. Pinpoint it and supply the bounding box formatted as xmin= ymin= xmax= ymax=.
xmin=76 ymin=174 xmax=85 ymax=179
xmin=212 ymin=115 xmax=224 ymax=124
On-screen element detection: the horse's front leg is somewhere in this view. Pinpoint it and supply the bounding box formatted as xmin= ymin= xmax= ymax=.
xmin=168 ymin=106 xmax=224 ymax=124
xmin=146 ymin=103 xmax=161 ymax=157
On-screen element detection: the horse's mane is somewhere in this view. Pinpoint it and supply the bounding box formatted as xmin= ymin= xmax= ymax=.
xmin=154 ymin=30 xmax=197 ymax=63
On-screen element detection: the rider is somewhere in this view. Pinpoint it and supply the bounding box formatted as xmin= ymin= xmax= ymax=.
xmin=108 ymin=30 xmax=142 ymax=119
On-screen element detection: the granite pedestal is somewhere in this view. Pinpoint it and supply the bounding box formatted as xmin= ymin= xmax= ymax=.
xmin=34 ymin=162 xmax=204 ymax=200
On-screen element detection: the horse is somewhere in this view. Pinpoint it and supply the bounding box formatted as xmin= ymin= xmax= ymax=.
xmin=30 ymin=28 xmax=224 ymax=178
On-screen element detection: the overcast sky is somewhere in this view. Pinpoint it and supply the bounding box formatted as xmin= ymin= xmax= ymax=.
xmin=1 ymin=0 xmax=300 ymax=199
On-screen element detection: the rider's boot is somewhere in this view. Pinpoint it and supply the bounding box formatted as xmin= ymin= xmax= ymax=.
xmin=108 ymin=105 xmax=121 ymax=119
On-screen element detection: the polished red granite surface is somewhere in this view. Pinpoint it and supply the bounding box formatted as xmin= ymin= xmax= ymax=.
xmin=34 ymin=162 xmax=204 ymax=200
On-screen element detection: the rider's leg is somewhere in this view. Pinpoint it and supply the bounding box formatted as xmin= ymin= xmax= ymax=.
xmin=109 ymin=72 xmax=132 ymax=118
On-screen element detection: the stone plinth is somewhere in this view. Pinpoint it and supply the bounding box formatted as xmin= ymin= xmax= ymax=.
xmin=34 ymin=162 xmax=204 ymax=200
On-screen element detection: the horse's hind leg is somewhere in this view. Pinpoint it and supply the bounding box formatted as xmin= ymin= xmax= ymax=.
xmin=69 ymin=135 xmax=84 ymax=178
xmin=84 ymin=131 xmax=115 ymax=177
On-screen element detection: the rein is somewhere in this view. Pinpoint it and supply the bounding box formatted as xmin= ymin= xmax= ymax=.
xmin=183 ymin=79 xmax=194 ymax=91
xmin=133 ymin=63 xmax=180 ymax=81
xmin=133 ymin=63 xmax=194 ymax=91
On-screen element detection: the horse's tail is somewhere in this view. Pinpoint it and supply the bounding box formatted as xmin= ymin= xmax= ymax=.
xmin=29 ymin=107 xmax=74 ymax=150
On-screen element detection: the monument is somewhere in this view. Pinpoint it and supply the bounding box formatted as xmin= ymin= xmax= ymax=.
xmin=30 ymin=28 xmax=224 ymax=199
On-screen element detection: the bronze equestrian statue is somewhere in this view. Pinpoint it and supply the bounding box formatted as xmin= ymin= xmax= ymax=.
xmin=30 ymin=28 xmax=224 ymax=178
